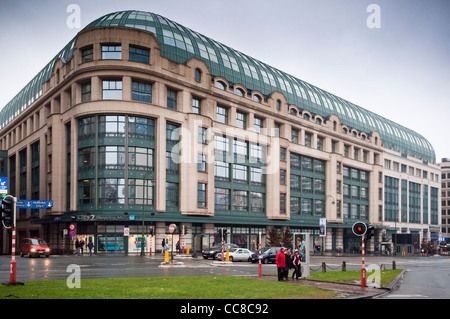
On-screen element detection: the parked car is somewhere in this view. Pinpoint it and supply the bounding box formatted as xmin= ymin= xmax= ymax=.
xmin=250 ymin=247 xmax=282 ymax=264
xmin=202 ymin=243 xmax=239 ymax=259
xmin=19 ymin=238 xmax=50 ymax=258
xmin=214 ymin=248 xmax=253 ymax=261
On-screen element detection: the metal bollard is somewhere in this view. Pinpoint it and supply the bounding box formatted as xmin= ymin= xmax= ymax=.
xmin=392 ymin=260 xmax=396 ymax=269
xmin=321 ymin=262 xmax=326 ymax=273
xmin=342 ymin=261 xmax=346 ymax=272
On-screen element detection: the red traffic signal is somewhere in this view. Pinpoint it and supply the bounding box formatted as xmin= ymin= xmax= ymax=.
xmin=352 ymin=222 xmax=367 ymax=236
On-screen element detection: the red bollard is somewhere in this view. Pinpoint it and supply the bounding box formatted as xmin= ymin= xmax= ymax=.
xmin=361 ymin=267 xmax=366 ymax=288
xmin=10 ymin=260 xmax=16 ymax=284
xmin=182 ymin=246 xmax=185 ymax=254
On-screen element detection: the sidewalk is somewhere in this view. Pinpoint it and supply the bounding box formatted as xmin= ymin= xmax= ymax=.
xmin=252 ymin=275 xmax=392 ymax=299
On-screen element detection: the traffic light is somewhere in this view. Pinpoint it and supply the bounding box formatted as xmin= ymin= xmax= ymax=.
xmin=184 ymin=226 xmax=188 ymax=235
xmin=352 ymin=221 xmax=367 ymax=237
xmin=1 ymin=195 xmax=14 ymax=228
xmin=366 ymin=226 xmax=375 ymax=240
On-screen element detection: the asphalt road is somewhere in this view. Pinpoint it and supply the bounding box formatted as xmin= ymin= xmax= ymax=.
xmin=1 ymin=253 xmax=449 ymax=298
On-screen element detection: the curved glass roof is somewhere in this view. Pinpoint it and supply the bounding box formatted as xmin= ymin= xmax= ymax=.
xmin=0 ymin=10 xmax=436 ymax=163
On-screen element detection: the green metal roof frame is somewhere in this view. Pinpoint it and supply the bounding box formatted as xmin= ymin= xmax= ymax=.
xmin=0 ymin=10 xmax=436 ymax=163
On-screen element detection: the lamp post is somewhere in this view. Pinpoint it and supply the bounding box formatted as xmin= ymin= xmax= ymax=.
xmin=322 ymin=195 xmax=335 ymax=256
xmin=141 ymin=170 xmax=152 ymax=256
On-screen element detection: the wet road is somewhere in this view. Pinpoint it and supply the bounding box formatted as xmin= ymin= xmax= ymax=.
xmin=1 ymin=253 xmax=449 ymax=298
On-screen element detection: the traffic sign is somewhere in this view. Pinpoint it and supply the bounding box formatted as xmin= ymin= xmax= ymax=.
xmin=16 ymin=199 xmax=53 ymax=209
xmin=169 ymin=223 xmax=176 ymax=234
xmin=69 ymin=230 xmax=76 ymax=237
xmin=124 ymin=227 xmax=130 ymax=236
xmin=69 ymin=224 xmax=75 ymax=230
xmin=0 ymin=177 xmax=8 ymax=194
xmin=352 ymin=222 xmax=367 ymax=236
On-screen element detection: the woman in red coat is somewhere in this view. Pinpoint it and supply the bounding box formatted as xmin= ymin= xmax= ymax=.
xmin=275 ymin=247 xmax=286 ymax=281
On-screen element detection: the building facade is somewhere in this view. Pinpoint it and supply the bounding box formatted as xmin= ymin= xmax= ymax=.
xmin=0 ymin=11 xmax=441 ymax=255
xmin=439 ymin=159 xmax=450 ymax=244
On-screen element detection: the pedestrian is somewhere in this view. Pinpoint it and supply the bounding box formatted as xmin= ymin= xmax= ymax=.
xmin=284 ymin=248 xmax=293 ymax=281
xmin=275 ymin=247 xmax=286 ymax=282
xmin=87 ymin=240 xmax=94 ymax=256
xmin=161 ymin=238 xmax=165 ymax=254
xmin=75 ymin=239 xmax=80 ymax=255
xmin=176 ymin=240 xmax=180 ymax=253
xmin=80 ymin=239 xmax=85 ymax=255
xmin=292 ymin=249 xmax=301 ymax=280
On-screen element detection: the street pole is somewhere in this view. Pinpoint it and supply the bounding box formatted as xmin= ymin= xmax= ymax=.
xmin=10 ymin=197 xmax=17 ymax=285
xmin=141 ymin=171 xmax=151 ymax=256
xmin=361 ymin=236 xmax=366 ymax=288
xmin=258 ymin=231 xmax=262 ymax=277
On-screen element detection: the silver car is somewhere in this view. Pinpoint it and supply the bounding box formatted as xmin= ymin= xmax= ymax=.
xmin=214 ymin=248 xmax=253 ymax=262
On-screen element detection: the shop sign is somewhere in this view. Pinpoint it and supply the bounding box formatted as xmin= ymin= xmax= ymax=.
xmin=75 ymin=214 xmax=130 ymax=222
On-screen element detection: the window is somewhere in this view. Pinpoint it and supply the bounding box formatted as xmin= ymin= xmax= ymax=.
xmin=198 ymin=154 xmax=207 ymax=172
xmin=291 ymin=128 xmax=299 ymax=144
xmin=128 ymin=179 xmax=153 ymax=205
xmin=274 ymin=123 xmax=280 ymax=137
xmin=81 ymin=82 xmax=91 ymax=102
xmin=166 ymin=182 xmax=179 ymax=207
xmin=166 ymin=151 xmax=179 ymax=174
xmin=305 ymin=132 xmax=312 ymax=147
xmin=81 ymin=46 xmax=93 ymax=63
xmin=102 ymin=44 xmax=121 ymax=60
xmin=102 ymin=80 xmax=122 ymax=99
xmin=280 ymin=169 xmax=286 ymax=185
xmin=166 ymin=122 xmax=180 ymax=143
xmin=129 ymin=45 xmax=149 ymax=63
xmin=233 ymin=190 xmax=248 ymax=211
xmin=98 ymin=178 xmax=125 ymax=204
xmin=215 ymin=188 xmax=230 ymax=210
xmin=254 ymin=116 xmax=263 ymax=133
xmin=217 ymin=105 xmax=228 ymax=124
xmin=253 ymin=95 xmax=262 ymax=103
xmin=280 ymin=193 xmax=286 ymax=214
xmin=98 ymin=146 xmax=125 ymax=169
xmin=251 ymin=167 xmax=264 ymax=185
xmin=215 ymin=81 xmax=226 ymax=90
xmin=195 ymin=68 xmax=202 ymax=82
xmin=167 ymin=89 xmax=177 ymax=109
xmin=236 ymin=111 xmax=246 ymax=129
xmin=198 ymin=183 xmax=207 ymax=208
xmin=214 ymin=160 xmax=229 ymax=181
xmin=98 ymin=115 xmax=125 ymax=138
xmin=280 ymin=147 xmax=286 ymax=161
xmin=192 ymin=97 xmax=201 ymax=114
xmin=79 ymin=179 xmax=95 ymax=205
xmin=235 ymin=88 xmax=245 ymax=97
xmin=128 ymin=147 xmax=153 ymax=171
xmin=251 ymin=192 xmax=264 ymax=212
xmin=198 ymin=127 xmax=207 ymax=144
xmin=233 ymin=164 xmax=248 ymax=183
xmin=276 ymin=100 xmax=281 ymax=111
xmin=132 ymin=81 xmax=152 ymax=103
xmin=128 ymin=116 xmax=155 ymax=140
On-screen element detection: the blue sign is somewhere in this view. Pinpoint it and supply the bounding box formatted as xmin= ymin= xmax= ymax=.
xmin=0 ymin=177 xmax=7 ymax=194
xmin=16 ymin=200 xmax=54 ymax=209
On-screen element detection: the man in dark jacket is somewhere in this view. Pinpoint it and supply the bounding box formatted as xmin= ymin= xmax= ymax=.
xmin=275 ymin=247 xmax=286 ymax=281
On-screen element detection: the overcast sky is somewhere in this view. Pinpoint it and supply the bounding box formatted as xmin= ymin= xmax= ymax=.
xmin=0 ymin=0 xmax=449 ymax=162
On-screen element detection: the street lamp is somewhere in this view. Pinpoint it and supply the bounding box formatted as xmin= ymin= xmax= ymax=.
xmin=141 ymin=170 xmax=152 ymax=256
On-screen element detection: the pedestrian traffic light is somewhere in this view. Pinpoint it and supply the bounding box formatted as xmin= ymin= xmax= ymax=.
xmin=184 ymin=227 xmax=188 ymax=235
xmin=352 ymin=221 xmax=367 ymax=237
xmin=1 ymin=195 xmax=14 ymax=228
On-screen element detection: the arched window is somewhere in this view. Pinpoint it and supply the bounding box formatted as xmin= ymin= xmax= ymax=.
xmin=195 ymin=68 xmax=202 ymax=82
xmin=289 ymin=108 xmax=297 ymax=116
xmin=253 ymin=94 xmax=262 ymax=103
xmin=303 ymin=113 xmax=310 ymax=120
xmin=276 ymin=100 xmax=281 ymax=111
xmin=215 ymin=81 xmax=226 ymax=90
xmin=235 ymin=88 xmax=245 ymax=97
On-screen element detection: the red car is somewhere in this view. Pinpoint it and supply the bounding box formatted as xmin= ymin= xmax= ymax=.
xmin=19 ymin=238 xmax=50 ymax=258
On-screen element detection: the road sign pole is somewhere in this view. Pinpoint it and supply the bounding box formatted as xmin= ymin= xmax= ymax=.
xmin=10 ymin=197 xmax=17 ymax=285
xmin=361 ymin=237 xmax=366 ymax=288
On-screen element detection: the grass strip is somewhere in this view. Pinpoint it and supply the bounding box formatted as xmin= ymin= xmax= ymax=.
xmin=0 ymin=276 xmax=338 ymax=299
